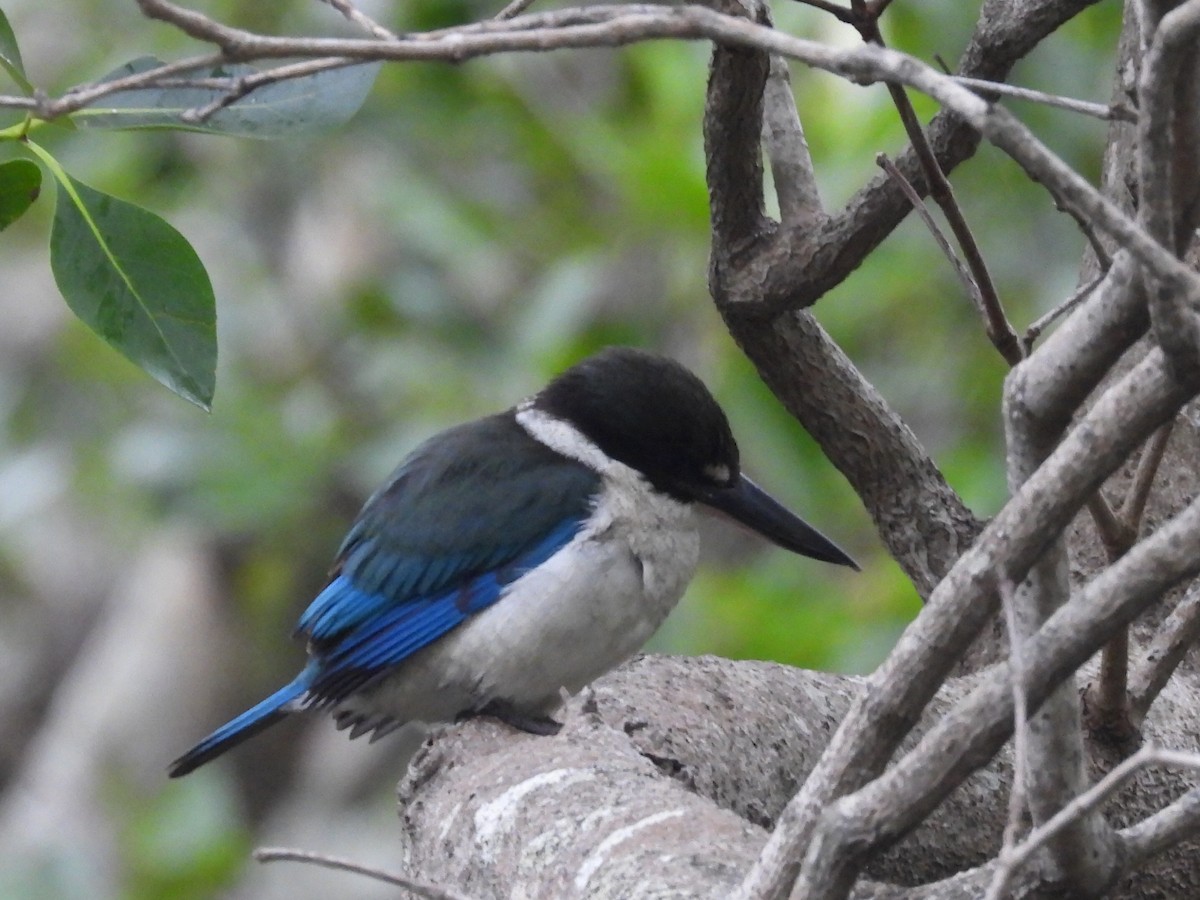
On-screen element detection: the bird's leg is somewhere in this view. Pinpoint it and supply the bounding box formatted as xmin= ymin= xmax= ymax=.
xmin=462 ymin=699 xmax=562 ymax=736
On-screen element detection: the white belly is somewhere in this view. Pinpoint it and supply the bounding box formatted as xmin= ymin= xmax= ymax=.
xmin=336 ymin=474 xmax=700 ymax=729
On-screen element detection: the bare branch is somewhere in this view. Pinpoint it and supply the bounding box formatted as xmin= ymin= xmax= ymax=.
xmin=748 ymin=0 xmax=1105 ymax=312
xmin=1086 ymin=491 xmax=1135 ymax=558
xmin=791 ymin=486 xmax=1200 ymax=900
xmin=1021 ymin=273 xmax=1104 ymax=352
xmin=180 ymin=57 xmax=363 ymax=123
xmin=998 ymin=578 xmax=1031 ymax=855
xmin=1090 ymin=629 xmax=1135 ymax=743
xmin=987 ymin=747 xmax=1200 ymax=898
xmin=1007 ymin=251 xmax=1147 ymax=431
xmin=1084 ymin=422 xmax=1173 ymax=741
xmin=0 ymin=3 xmax=1173 ymax=323
xmin=739 ymin=348 xmax=1197 ymax=900
xmin=867 ymin=29 xmax=1021 ymax=366
xmin=35 ymin=53 xmax=224 ymax=119
xmin=254 ymin=847 xmax=474 ymax=899
xmin=1004 ymin=286 xmax=1115 ymax=891
xmin=876 ymin=152 xmax=981 ymax=319
xmin=1139 ymin=0 xmax=1200 ymax=382
xmin=950 ymin=74 xmax=1136 ymax=122
xmin=727 ymin=314 xmax=982 ymax=600
xmin=317 ymin=0 xmax=398 ymax=39
xmin=1129 ymin=580 xmax=1200 ymax=719
xmin=704 ymin=1 xmax=771 ymax=270
xmin=1011 ymin=253 xmax=1145 ymax=752
xmin=792 ymin=0 xmax=858 ymax=24
xmin=1121 ymin=421 xmax=1174 ymax=526
xmin=763 ymin=55 xmax=823 ymax=227
xmin=1122 ymin=779 xmax=1200 ymax=867
xmin=496 ymin=0 xmax=541 ymax=20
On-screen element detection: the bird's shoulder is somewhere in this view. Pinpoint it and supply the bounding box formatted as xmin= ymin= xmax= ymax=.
xmin=357 ymin=412 xmax=600 ymax=551
xmin=297 ymin=413 xmax=600 ymax=644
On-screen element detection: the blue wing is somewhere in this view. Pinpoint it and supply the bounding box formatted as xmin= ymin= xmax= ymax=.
xmin=296 ymin=413 xmax=599 ymax=704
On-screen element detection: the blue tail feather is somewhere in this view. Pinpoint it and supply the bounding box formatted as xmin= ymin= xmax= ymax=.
xmin=168 ymin=665 xmax=315 ymax=778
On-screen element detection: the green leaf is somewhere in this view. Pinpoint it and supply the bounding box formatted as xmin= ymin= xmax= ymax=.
xmin=0 ymin=158 xmax=40 ymax=229
xmin=27 ymin=142 xmax=216 ymax=409
xmin=74 ymin=57 xmax=380 ymax=138
xmin=0 ymin=8 xmax=32 ymax=95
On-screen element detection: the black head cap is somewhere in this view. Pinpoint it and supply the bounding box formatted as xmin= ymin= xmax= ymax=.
xmin=533 ymin=347 xmax=739 ymax=500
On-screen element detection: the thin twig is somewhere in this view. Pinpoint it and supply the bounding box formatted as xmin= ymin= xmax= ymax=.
xmin=987 ymin=747 xmax=1200 ymax=899
xmin=1082 ymin=492 xmax=1134 ymax=743
xmin=1055 ymin=192 xmax=1115 ymax=270
xmin=876 ymin=152 xmax=979 ymax=304
xmin=179 ymin=56 xmax=363 ymax=123
xmin=317 ymin=0 xmax=398 ymax=40
xmin=1022 ymin=273 xmax=1105 ymax=352
xmin=1120 ymin=422 xmax=1174 ymax=526
xmin=845 ymin=9 xmax=1022 ymax=366
xmin=793 ymin=0 xmax=857 ymax=24
xmin=887 ymin=79 xmax=1022 ymax=364
xmin=950 ymin=74 xmax=1137 ymax=122
xmin=1084 ymin=421 xmax=1175 ymax=740
xmin=254 ymin=847 xmax=474 ymax=900
xmin=40 ymin=52 xmax=224 ymax=119
xmin=1085 ymin=492 xmax=1134 ymax=560
xmin=1129 ymin=580 xmax=1200 ymax=719
xmin=496 ymin=0 xmax=540 ymax=20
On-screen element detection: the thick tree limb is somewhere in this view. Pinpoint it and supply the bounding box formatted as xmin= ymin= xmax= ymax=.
xmin=397 ymin=648 xmax=1200 ymax=899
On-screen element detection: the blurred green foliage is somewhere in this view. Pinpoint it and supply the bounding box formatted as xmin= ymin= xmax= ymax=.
xmin=116 ymin=775 xmax=250 ymax=900
xmin=0 ymin=0 xmax=1124 ymax=896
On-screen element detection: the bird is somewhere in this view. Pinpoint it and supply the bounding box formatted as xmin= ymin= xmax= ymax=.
xmin=169 ymin=347 xmax=856 ymax=777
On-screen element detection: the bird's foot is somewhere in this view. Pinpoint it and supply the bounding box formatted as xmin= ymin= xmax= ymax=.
xmin=463 ymin=700 xmax=562 ymax=736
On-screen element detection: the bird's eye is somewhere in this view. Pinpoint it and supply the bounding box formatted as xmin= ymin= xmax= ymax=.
xmin=703 ymin=463 xmax=732 ymax=486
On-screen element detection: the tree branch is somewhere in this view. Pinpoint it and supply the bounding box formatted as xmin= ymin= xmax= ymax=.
xmin=949 ymin=74 xmax=1136 ymax=122
xmin=1139 ymin=0 xmax=1200 ymax=382
xmin=985 ymin=747 xmax=1200 ymax=899
xmin=739 ymin=347 xmax=1197 ymax=900
xmin=763 ymin=55 xmax=823 ymax=227
xmin=792 ymin=486 xmax=1200 ymax=900
xmin=254 ymin=847 xmax=471 ymax=899
xmin=704 ymin=0 xmax=772 ymax=280
xmin=722 ymin=313 xmax=983 ymax=598
xmin=316 ymin=0 xmax=398 ymax=40
xmin=5 ymin=3 xmax=1180 ymax=313
xmin=1129 ymin=579 xmax=1200 ymax=720
xmin=1004 ymin=336 xmax=1116 ymax=892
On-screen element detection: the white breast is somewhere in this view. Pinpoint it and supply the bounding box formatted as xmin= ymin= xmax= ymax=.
xmin=337 ymin=409 xmax=700 ymax=728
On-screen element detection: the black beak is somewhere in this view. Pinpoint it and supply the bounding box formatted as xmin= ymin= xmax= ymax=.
xmin=695 ymin=475 xmax=859 ymax=569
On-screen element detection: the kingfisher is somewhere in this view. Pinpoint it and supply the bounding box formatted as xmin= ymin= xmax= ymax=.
xmin=169 ymin=347 xmax=856 ymax=777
